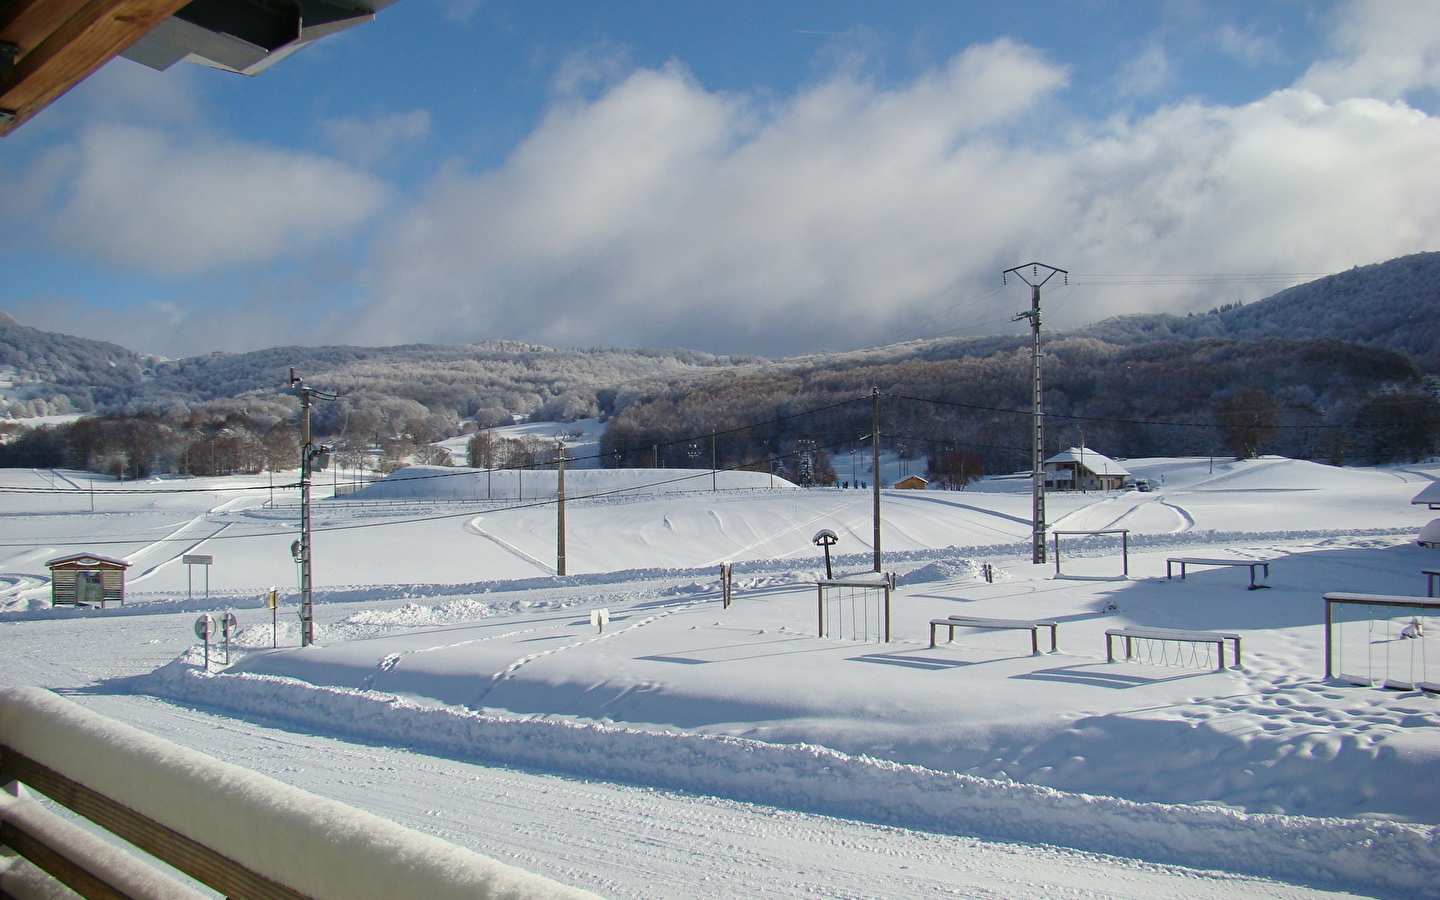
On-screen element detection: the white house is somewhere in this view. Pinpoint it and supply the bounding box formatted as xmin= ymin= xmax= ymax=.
xmin=1042 ymin=447 xmax=1130 ymax=492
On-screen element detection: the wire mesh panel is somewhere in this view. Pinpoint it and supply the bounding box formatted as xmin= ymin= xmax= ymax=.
xmin=817 ymin=579 xmax=891 ymax=642
xmin=1130 ymin=636 xmax=1220 ymax=670
xmin=1326 ymin=593 xmax=1439 ymax=691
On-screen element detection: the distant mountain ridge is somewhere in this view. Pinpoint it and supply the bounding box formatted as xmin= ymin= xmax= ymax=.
xmin=2 ymin=251 xmax=1438 ymax=423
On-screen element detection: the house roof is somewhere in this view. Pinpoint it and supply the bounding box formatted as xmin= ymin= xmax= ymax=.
xmin=46 ymin=553 xmax=131 ymax=569
xmin=1 ymin=0 xmax=399 ymax=137
xmin=1042 ymin=447 xmax=1131 ymax=477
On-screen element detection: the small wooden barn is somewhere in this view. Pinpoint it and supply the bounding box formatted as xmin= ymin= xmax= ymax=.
xmin=47 ymin=554 xmax=130 ymax=608
xmin=894 ymin=475 xmax=929 ymax=490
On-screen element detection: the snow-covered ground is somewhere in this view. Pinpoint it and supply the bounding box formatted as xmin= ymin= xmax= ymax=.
xmin=2 ymin=457 xmax=1439 ymax=898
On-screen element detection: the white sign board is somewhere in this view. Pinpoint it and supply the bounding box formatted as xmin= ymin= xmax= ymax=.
xmin=183 ymin=554 xmax=214 ymax=566
xmin=590 ymin=608 xmax=610 ymax=632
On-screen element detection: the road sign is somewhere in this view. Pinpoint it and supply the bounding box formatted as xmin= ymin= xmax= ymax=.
xmin=194 ymin=614 xmax=214 ymax=639
xmin=182 ymin=555 xmax=214 ymax=566
xmin=221 ymin=612 xmax=238 ymax=637
xmin=590 ymin=608 xmax=610 ymax=633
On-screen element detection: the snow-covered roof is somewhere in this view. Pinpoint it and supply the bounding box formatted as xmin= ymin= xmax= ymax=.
xmin=1042 ymin=447 xmax=1131 ymax=477
xmin=1412 ymin=481 xmax=1440 ymax=506
xmin=45 ymin=553 xmax=130 ymax=569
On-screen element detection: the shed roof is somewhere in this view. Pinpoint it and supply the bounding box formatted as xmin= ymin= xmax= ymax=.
xmin=46 ymin=554 xmax=130 ymax=570
xmin=1412 ymin=481 xmax=1440 ymax=506
xmin=1042 ymin=447 xmax=1131 ymax=477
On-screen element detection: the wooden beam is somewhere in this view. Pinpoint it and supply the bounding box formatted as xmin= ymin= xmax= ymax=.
xmin=0 ymin=0 xmax=94 ymax=52
xmin=0 ymin=0 xmax=194 ymax=137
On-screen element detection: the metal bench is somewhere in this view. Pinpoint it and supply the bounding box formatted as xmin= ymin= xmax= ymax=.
xmin=929 ymin=615 xmax=1058 ymax=655
xmin=1166 ymin=557 xmax=1270 ymax=589
xmin=1105 ymin=625 xmax=1241 ymax=671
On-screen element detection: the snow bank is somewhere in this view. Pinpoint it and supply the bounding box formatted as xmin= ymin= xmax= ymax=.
xmin=348 ymin=465 xmax=794 ymax=501
xmin=142 ymin=666 xmax=1440 ymax=899
xmin=0 ymin=687 xmax=602 ymax=900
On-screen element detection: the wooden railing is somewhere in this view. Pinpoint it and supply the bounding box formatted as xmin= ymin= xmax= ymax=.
xmin=0 ymin=687 xmax=600 ymax=900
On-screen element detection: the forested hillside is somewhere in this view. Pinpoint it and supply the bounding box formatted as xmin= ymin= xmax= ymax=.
xmin=600 ymin=336 xmax=1437 ymax=476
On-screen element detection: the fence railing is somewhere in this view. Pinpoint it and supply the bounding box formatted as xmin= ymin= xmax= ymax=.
xmin=0 ymin=687 xmax=600 ymax=900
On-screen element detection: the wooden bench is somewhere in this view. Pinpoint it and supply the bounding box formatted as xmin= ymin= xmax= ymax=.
xmin=1424 ymin=569 xmax=1440 ymax=598
xmin=929 ymin=615 xmax=1058 ymax=655
xmin=1166 ymin=557 xmax=1270 ymax=589
xmin=1105 ymin=625 xmax=1241 ymax=671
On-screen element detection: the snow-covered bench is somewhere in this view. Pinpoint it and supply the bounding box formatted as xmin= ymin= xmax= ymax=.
xmin=929 ymin=615 xmax=1058 ymax=655
xmin=1165 ymin=557 xmax=1270 ymax=589
xmin=0 ymin=687 xmax=596 ymax=900
xmin=1105 ymin=625 xmax=1241 ymax=671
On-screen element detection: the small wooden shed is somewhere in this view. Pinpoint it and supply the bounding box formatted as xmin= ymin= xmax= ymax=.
xmin=47 ymin=554 xmax=130 ymax=608
xmin=894 ymin=475 xmax=929 ymax=490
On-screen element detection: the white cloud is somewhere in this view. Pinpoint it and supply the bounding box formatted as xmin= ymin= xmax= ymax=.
xmin=320 ymin=110 xmax=431 ymax=168
xmin=1214 ymin=24 xmax=1281 ymax=66
xmin=1115 ymin=42 xmax=1174 ymax=97
xmin=336 ymin=34 xmax=1440 ymax=356
xmin=350 ymin=40 xmax=1072 ymax=354
xmin=1298 ymin=0 xmax=1440 ymax=101
xmin=47 ymin=125 xmax=390 ymax=276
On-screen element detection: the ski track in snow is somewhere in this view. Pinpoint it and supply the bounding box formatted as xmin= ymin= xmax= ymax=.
xmin=464 ymin=517 xmax=555 ymax=574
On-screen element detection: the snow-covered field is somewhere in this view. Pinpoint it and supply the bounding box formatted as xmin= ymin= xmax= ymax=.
xmin=3 ymin=456 xmax=1440 ymax=899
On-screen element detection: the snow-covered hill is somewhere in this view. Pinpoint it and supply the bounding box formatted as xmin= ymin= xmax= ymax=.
xmin=1 ymin=458 xmax=1438 ymax=897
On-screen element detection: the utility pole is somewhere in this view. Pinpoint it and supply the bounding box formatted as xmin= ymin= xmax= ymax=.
xmin=872 ymin=386 xmax=882 ymax=573
xmin=555 ymin=436 xmax=567 ymax=577
xmin=1003 ymin=263 xmax=1067 ymax=565
xmin=711 ymin=431 xmax=717 ymax=492
xmin=289 ymin=368 xmax=337 ymax=647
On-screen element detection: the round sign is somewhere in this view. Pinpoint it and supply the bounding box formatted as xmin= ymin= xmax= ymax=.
xmin=221 ymin=612 xmax=239 ymax=637
xmin=194 ymin=614 xmax=215 ymax=640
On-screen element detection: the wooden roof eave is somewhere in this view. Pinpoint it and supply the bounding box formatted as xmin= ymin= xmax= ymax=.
xmin=0 ymin=0 xmax=194 ymax=137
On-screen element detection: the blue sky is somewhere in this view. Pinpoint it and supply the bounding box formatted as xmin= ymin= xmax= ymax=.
xmin=3 ymin=1 xmax=1439 ymax=359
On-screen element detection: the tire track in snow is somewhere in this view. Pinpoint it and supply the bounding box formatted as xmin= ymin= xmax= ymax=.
xmin=1158 ymin=498 xmax=1195 ymax=532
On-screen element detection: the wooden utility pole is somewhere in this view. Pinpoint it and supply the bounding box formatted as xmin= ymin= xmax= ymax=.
xmin=556 ymin=437 xmax=567 ymax=577
xmin=1003 ymin=263 xmax=1067 ymax=564
xmin=872 ymin=386 xmax=882 ymax=573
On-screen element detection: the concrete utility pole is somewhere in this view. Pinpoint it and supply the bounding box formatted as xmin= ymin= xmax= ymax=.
xmin=872 ymin=386 xmax=882 ymax=573
xmin=555 ymin=436 xmax=567 ymax=577
xmin=1003 ymin=263 xmax=1067 ymax=565
xmin=289 ymin=369 xmax=337 ymax=647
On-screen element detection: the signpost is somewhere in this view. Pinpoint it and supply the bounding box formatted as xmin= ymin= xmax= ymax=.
xmin=812 ymin=529 xmax=839 ymax=580
xmin=194 ymin=614 xmax=215 ymax=670
xmin=590 ymin=608 xmax=610 ymax=633
xmin=266 ymin=587 xmax=278 ymax=648
xmin=220 ymin=612 xmax=238 ymax=665
xmin=183 ymin=554 xmax=213 ymax=601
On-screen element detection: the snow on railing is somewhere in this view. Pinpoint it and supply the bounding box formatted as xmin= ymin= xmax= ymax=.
xmin=0 ymin=687 xmax=601 ymax=900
